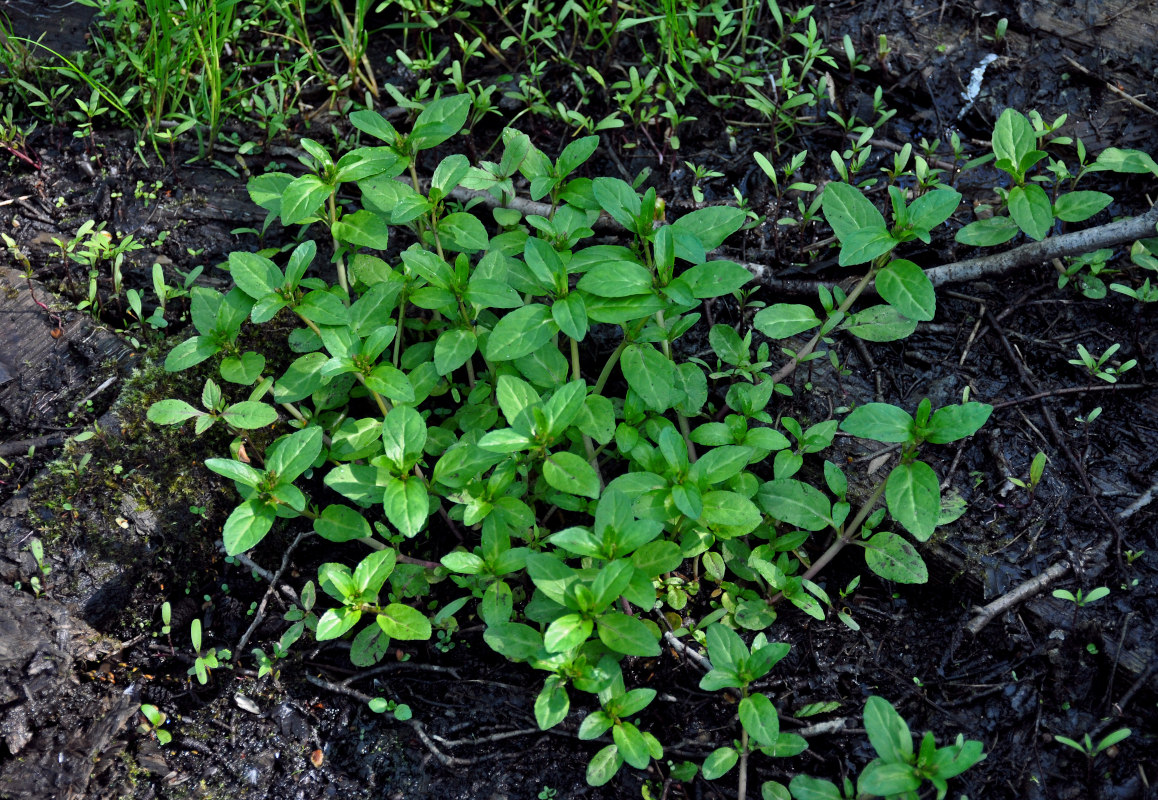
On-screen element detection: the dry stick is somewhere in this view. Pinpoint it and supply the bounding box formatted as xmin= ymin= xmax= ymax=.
xmin=743 ymin=202 xmax=1158 ymax=298
xmin=964 ymin=560 xmax=1072 ymax=635
xmin=0 ymin=432 xmax=66 ymax=457
xmin=234 ymin=530 xmax=308 ymax=656
xmin=983 ymin=307 xmax=1128 ymax=571
xmin=1117 ymin=478 xmax=1158 ymax=520
xmin=990 ymin=382 xmax=1149 ymax=410
xmin=1062 ymin=55 xmax=1158 ymax=118
xmin=304 ymin=674 xmax=478 ymax=767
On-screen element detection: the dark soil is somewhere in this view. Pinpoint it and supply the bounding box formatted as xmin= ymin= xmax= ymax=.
xmin=1 ymin=1 xmax=1157 ymax=799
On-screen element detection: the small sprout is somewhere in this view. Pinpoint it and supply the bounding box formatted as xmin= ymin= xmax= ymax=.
xmin=1051 ymin=586 xmax=1110 ymax=607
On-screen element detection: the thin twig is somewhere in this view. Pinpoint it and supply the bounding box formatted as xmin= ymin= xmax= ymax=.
xmin=235 ymin=531 xmax=308 ymax=656
xmin=964 ymin=560 xmax=1072 ymax=635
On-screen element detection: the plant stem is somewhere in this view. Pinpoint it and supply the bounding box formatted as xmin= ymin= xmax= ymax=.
xmin=738 ymin=727 xmax=749 ymax=800
xmin=770 ymin=265 xmax=877 ymax=384
xmin=800 ymin=476 xmax=888 ymax=584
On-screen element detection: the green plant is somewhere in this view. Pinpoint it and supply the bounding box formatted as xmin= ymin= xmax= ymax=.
xmin=1068 ymin=343 xmax=1136 ymax=384
xmin=25 ymin=538 xmax=50 ymax=596
xmin=983 ymin=17 xmax=1009 ymax=44
xmin=695 ymin=623 xmax=803 ymax=797
xmin=253 ymin=622 xmax=304 ymax=681
xmin=1051 ymin=586 xmax=1110 ymax=608
xmin=787 ymin=696 xmax=985 ymax=800
xmin=188 ymin=618 xmax=229 ymax=684
xmin=143 ymin=94 xmax=1154 ymax=788
xmin=1007 ymin=451 xmax=1047 ymax=497
xmin=137 ymin=703 xmax=172 ymax=745
xmin=1055 ymin=727 xmax=1130 ymax=758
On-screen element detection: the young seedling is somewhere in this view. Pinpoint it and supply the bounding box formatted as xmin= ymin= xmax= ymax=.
xmin=1051 ymin=586 xmax=1110 ymax=608
xmin=1068 ymin=343 xmax=1136 ymax=384
xmin=137 ymin=704 xmax=172 ymax=746
xmin=188 ymin=618 xmax=229 ymax=685
xmin=1007 ymin=451 xmax=1047 ymax=499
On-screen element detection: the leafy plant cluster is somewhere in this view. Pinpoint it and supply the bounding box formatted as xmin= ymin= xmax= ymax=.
xmin=142 ymin=94 xmax=1156 ymax=795
xmin=3 ymin=0 xmax=894 ymax=163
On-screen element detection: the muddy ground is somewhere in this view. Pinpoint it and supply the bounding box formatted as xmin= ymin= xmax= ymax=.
xmin=1 ymin=0 xmax=1157 ymax=798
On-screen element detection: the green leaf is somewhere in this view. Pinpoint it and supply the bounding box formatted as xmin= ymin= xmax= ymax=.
xmin=584 ymin=293 xmax=667 ymax=324
xmin=332 ymin=209 xmax=390 ymax=249
xmin=926 ymin=402 xmax=992 ymax=443
xmin=281 ymin=174 xmax=332 ymax=226
xmin=613 ymin=722 xmax=652 ymax=769
xmin=485 ymin=303 xmax=558 ymax=361
xmin=757 ymin=479 xmax=832 ymax=531
xmin=739 ymin=693 xmax=780 ymax=747
xmin=578 ymin=710 xmax=615 ymax=741
xmin=316 ymin=606 xmax=361 ymax=640
xmin=353 ymin=548 xmax=397 ymax=598
xmin=247 ymin=171 xmax=293 ymax=214
xmin=1053 ymin=191 xmax=1112 ymax=223
xmin=229 ymin=251 xmax=282 ymax=300
xmin=543 ymin=451 xmax=600 ymax=499
xmin=439 ymin=212 xmax=489 ymax=253
xmin=433 ymin=328 xmax=478 ymax=376
xmin=671 ymin=206 xmax=748 ymax=249
xmin=220 ymin=401 xmax=278 ymax=430
xmin=907 ymin=188 xmax=962 ymax=231
xmin=1008 ymin=184 xmax=1053 ymax=241
xmin=753 ymin=304 xmax=821 ymax=338
xmin=266 ymin=426 xmax=324 ymax=484
xmin=350 ymin=109 xmax=399 ymax=144
xmin=863 ymin=532 xmax=928 ymax=583
xmin=383 ymin=477 xmax=429 ymax=537
xmin=544 ymin=613 xmax=593 ymax=652
xmin=381 ymin=405 xmax=426 ymax=470
xmin=553 ymin=292 xmax=588 ymax=341
xmin=147 ymin=399 xmax=202 ymax=425
xmin=534 ymin=677 xmax=570 ymax=730
xmin=220 ymin=352 xmax=266 ymax=385
xmin=704 ymin=623 xmax=749 ymax=672
xmin=350 ymin=622 xmax=391 ymax=667
xmin=376 ymin=603 xmax=432 ymax=640
xmin=788 ymin=776 xmax=843 ymax=800
xmin=838 ymin=227 xmax=897 ymax=266
xmin=577 ymin=261 xmax=653 ymax=297
xmin=702 ymin=747 xmax=739 ymax=780
xmin=274 ymin=352 xmax=328 ymax=403
xmin=299 ymin=289 xmax=349 ymax=327
xmin=483 ymin=622 xmax=543 ymax=660
xmin=692 ymin=445 xmax=754 ymax=485
xmin=597 ymin=612 xmax=660 ymax=656
xmin=992 ymin=108 xmax=1036 ymax=178
xmin=314 ymin=504 xmax=372 ymax=542
xmin=409 ymin=94 xmax=470 ymax=151
xmin=955 ymin=216 xmax=1020 ymax=246
xmin=204 ymin=457 xmax=264 ymax=488
xmin=844 ymin=304 xmax=918 ymax=342
xmin=876 ymin=259 xmax=936 ymax=322
xmin=164 ymin=335 xmax=221 ymax=371
xmin=1091 ymin=146 xmax=1158 ymax=176
xmin=592 ymin=177 xmax=642 ymax=230
xmin=863 ymin=695 xmax=913 ymax=763
xmin=621 ymin=343 xmax=676 ymax=412
xmin=886 ymin=461 xmax=940 ymax=541
xmin=222 ymin=498 xmax=276 ymax=555
xmin=822 ymin=181 xmax=887 ymax=244
xmin=680 ymin=260 xmax=752 ymax=298
xmin=840 ymin=403 xmax=914 ymax=443
xmin=858 ymin=761 xmax=922 ymax=797
xmin=586 ymin=744 xmax=623 ymax=787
